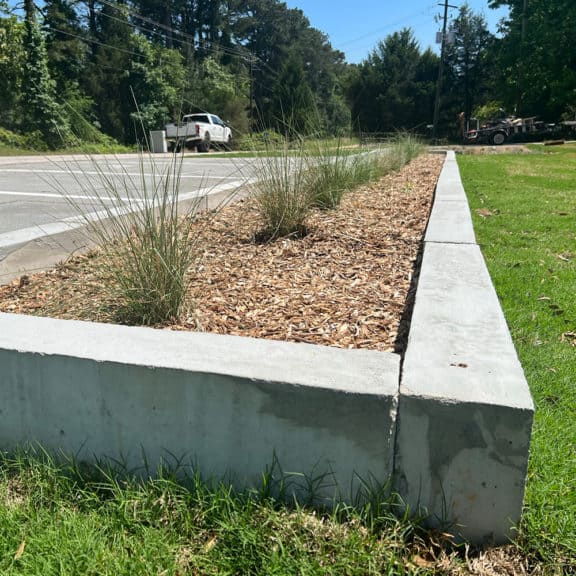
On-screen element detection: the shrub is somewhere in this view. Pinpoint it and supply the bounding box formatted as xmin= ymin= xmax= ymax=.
xmin=236 ymin=130 xmax=284 ymax=151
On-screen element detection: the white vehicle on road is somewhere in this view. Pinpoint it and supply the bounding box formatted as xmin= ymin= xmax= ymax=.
xmin=165 ymin=113 xmax=233 ymax=153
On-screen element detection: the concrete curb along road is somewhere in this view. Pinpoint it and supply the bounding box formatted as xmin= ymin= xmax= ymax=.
xmin=0 ymin=312 xmax=401 ymax=505
xmin=0 ymin=151 xmax=534 ymax=545
xmin=395 ymin=151 xmax=534 ymax=544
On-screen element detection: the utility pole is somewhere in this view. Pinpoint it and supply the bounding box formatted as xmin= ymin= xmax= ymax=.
xmin=432 ymin=0 xmax=458 ymax=141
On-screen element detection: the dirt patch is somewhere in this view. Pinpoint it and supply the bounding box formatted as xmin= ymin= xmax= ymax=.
xmin=449 ymin=144 xmax=533 ymax=155
xmin=0 ymin=154 xmax=444 ymax=353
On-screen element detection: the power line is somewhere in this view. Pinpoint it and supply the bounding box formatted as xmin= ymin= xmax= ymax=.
xmin=48 ymin=26 xmax=150 ymax=60
xmin=96 ymin=0 xmax=265 ymax=64
xmin=45 ymin=5 xmax=280 ymax=87
xmin=336 ymin=4 xmax=437 ymax=49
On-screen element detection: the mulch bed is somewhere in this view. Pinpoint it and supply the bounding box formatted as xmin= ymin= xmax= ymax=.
xmin=0 ymin=154 xmax=444 ymax=353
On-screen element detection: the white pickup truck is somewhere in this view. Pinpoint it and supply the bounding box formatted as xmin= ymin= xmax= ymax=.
xmin=164 ymin=113 xmax=233 ymax=152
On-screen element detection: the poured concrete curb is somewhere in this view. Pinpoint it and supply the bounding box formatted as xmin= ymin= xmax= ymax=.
xmin=0 ymin=312 xmax=400 ymax=503
xmin=394 ymin=151 xmax=534 ymax=544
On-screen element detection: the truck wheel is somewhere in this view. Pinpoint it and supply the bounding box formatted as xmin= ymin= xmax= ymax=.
xmin=175 ymin=139 xmax=183 ymax=153
xmin=224 ymin=134 xmax=233 ymax=151
xmin=491 ymin=131 xmax=506 ymax=145
xmin=198 ymin=134 xmax=211 ymax=153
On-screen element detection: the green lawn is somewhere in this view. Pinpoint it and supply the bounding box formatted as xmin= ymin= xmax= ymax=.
xmin=458 ymin=145 xmax=576 ymax=571
xmin=0 ymin=449 xmax=434 ymax=575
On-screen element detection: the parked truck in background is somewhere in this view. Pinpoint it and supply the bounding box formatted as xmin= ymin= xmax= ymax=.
xmin=164 ymin=113 xmax=233 ymax=152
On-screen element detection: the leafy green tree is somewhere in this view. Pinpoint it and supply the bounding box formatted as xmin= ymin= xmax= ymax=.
xmin=0 ymin=13 xmax=25 ymax=130
xmin=129 ymin=36 xmax=187 ymax=132
xmin=488 ymin=0 xmax=576 ymax=119
xmin=83 ymin=0 xmax=134 ymax=142
xmin=443 ymin=3 xmax=493 ymax=134
xmin=44 ymin=0 xmax=87 ymax=90
xmin=293 ymin=25 xmax=350 ymax=135
xmin=322 ymin=89 xmax=352 ymax=137
xmin=191 ymin=55 xmax=249 ymax=132
xmin=21 ymin=0 xmax=71 ymax=148
xmin=43 ymin=0 xmax=100 ymax=142
xmin=270 ymin=52 xmax=315 ymax=136
xmin=4 ymin=0 xmax=359 ymax=145
xmin=346 ymin=29 xmax=437 ymax=134
xmin=414 ymin=48 xmax=440 ymax=130
xmin=231 ymin=0 xmax=347 ymax=132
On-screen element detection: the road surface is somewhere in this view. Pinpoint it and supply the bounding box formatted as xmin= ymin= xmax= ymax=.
xmin=0 ymin=153 xmax=256 ymax=282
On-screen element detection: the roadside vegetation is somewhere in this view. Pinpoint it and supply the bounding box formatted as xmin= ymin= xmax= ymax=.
xmin=41 ymin=135 xmax=422 ymax=324
xmin=50 ymin=152 xmax=215 ymax=326
xmin=252 ymin=134 xmax=423 ymax=240
xmin=458 ymin=144 xmax=576 ymax=573
xmin=3 ymin=0 xmax=575 ymax=152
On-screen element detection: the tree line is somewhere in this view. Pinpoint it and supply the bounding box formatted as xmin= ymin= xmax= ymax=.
xmin=0 ymin=0 xmax=574 ymax=149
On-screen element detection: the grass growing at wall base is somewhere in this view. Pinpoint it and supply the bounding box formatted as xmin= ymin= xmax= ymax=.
xmin=458 ymin=145 xmax=576 ymax=572
xmin=0 ymin=448 xmax=434 ymax=575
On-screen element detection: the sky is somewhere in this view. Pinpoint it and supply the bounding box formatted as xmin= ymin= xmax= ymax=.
xmin=283 ymin=0 xmax=510 ymax=63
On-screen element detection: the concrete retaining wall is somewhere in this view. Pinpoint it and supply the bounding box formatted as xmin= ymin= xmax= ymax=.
xmin=0 ymin=151 xmax=534 ymax=544
xmin=394 ymin=151 xmax=534 ymax=544
xmin=0 ymin=313 xmax=399 ymax=503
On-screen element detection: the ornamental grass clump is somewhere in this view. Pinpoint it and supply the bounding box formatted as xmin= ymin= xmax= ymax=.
xmin=306 ymin=134 xmax=424 ymax=211
xmin=251 ymin=132 xmax=424 ymax=240
xmin=386 ymin=133 xmax=424 ymax=171
xmin=252 ymin=138 xmax=313 ymax=240
xmin=52 ymin=151 xmax=204 ymax=325
xmin=304 ymin=138 xmax=360 ymax=210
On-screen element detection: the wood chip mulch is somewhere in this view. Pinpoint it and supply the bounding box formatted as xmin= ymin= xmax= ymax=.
xmin=0 ymin=154 xmax=444 ymax=353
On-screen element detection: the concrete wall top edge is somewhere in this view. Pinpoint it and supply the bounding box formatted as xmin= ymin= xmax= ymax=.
xmin=402 ymin=235 xmax=533 ymax=411
xmin=425 ymin=152 xmax=477 ymax=245
xmin=0 ymin=312 xmax=400 ymax=397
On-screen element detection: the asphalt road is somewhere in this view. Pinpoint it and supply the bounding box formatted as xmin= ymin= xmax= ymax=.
xmin=0 ymin=153 xmax=256 ymax=281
